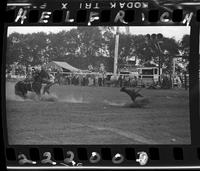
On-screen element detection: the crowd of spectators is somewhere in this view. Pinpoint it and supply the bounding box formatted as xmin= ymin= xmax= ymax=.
xmin=6 ymin=64 xmax=188 ymax=89
xmin=51 ymin=71 xmax=188 ymax=89
xmin=52 ymin=72 xmax=140 ymax=88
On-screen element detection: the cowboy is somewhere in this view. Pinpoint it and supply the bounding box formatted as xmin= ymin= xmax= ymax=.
xmin=39 ymin=66 xmax=51 ymax=84
xmin=42 ymin=68 xmax=57 ymax=94
xmin=55 ymin=70 xmax=62 ymax=85
xmin=23 ymin=67 xmax=35 ymax=83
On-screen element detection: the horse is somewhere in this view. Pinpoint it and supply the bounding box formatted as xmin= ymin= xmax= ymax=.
xmin=15 ymin=68 xmax=59 ymax=99
xmin=15 ymin=77 xmax=43 ymax=99
xmin=15 ymin=69 xmax=49 ymax=99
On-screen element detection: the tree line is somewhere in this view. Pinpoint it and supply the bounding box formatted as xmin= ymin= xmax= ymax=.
xmin=6 ymin=27 xmax=189 ymax=73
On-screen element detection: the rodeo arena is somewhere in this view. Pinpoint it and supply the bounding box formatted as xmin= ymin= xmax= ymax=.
xmin=6 ymin=26 xmax=191 ymax=145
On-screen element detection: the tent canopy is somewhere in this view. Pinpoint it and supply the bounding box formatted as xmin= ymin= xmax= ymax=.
xmin=45 ymin=61 xmax=80 ymax=72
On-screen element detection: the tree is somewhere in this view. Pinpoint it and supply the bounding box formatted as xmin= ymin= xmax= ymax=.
xmin=76 ymin=27 xmax=105 ymax=57
xmin=47 ymin=31 xmax=69 ymax=60
xmin=133 ymin=35 xmax=180 ymax=74
xmin=180 ymin=34 xmax=190 ymax=60
xmin=158 ymin=37 xmax=180 ymax=74
xmin=176 ymin=34 xmax=190 ymax=74
xmin=101 ymin=28 xmax=115 ymax=58
xmin=65 ymin=29 xmax=81 ymax=55
xmin=6 ymin=33 xmax=23 ymax=65
xmin=21 ymin=32 xmax=49 ymax=66
xmin=131 ymin=35 xmax=153 ymax=64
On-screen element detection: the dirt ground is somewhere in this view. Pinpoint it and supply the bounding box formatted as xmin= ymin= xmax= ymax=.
xmin=6 ymin=81 xmax=191 ymax=145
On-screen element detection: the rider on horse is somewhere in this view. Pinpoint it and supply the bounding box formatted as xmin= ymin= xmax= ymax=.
xmin=23 ymin=66 xmax=53 ymax=94
xmin=15 ymin=67 xmax=42 ymax=98
xmin=15 ymin=66 xmax=56 ymax=99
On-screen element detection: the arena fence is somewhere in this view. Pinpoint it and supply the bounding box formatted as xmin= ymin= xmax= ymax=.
xmin=6 ymin=71 xmax=190 ymax=89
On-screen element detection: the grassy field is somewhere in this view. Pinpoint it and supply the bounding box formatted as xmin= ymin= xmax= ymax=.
xmin=6 ymin=81 xmax=191 ymax=145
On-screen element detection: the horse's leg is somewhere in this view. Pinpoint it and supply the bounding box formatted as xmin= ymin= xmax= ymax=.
xmin=43 ymin=82 xmax=56 ymax=94
xmin=43 ymin=85 xmax=48 ymax=94
xmin=15 ymin=89 xmax=26 ymax=99
xmin=32 ymin=82 xmax=42 ymax=100
xmin=22 ymin=92 xmax=28 ymax=99
xmin=34 ymin=89 xmax=41 ymax=100
xmin=46 ymin=87 xmax=50 ymax=94
xmin=19 ymin=89 xmax=27 ymax=99
xmin=43 ymin=84 xmax=47 ymax=94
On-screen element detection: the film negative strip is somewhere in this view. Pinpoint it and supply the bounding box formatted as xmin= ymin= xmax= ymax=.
xmin=1 ymin=0 xmax=200 ymax=169
xmin=4 ymin=1 xmax=200 ymax=25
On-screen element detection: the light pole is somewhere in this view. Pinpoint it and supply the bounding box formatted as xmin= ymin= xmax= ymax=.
xmin=114 ymin=27 xmax=120 ymax=76
xmin=172 ymin=57 xmax=177 ymax=88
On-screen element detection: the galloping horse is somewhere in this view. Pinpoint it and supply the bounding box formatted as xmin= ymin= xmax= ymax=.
xmin=15 ymin=73 xmax=43 ymax=99
xmin=15 ymin=69 xmax=56 ymax=99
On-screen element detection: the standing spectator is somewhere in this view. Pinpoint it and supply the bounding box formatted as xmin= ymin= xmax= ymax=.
xmin=98 ymin=73 xmax=103 ymax=86
xmin=118 ymin=75 xmax=123 ymax=87
xmin=75 ymin=74 xmax=78 ymax=85
xmin=88 ymin=75 xmax=94 ymax=86
xmin=102 ymin=72 xmax=107 ymax=86
xmin=82 ymin=74 xmax=87 ymax=86
xmin=184 ymin=71 xmax=188 ymax=90
xmin=124 ymin=75 xmax=129 ymax=87
xmin=99 ymin=63 xmax=106 ymax=86
xmin=94 ymin=74 xmax=99 ymax=86
xmin=55 ymin=70 xmax=61 ymax=85
xmin=161 ymin=74 xmax=171 ymax=89
xmin=72 ymin=74 xmax=75 ymax=85
xmin=65 ymin=74 xmax=70 ymax=85
xmin=179 ymin=73 xmax=183 ymax=87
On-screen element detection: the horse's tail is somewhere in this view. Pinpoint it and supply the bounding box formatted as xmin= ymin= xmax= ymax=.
xmin=15 ymin=81 xmax=26 ymax=98
xmin=15 ymin=81 xmax=22 ymax=93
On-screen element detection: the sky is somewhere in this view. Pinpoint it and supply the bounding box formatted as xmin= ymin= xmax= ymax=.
xmin=7 ymin=26 xmax=190 ymax=41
